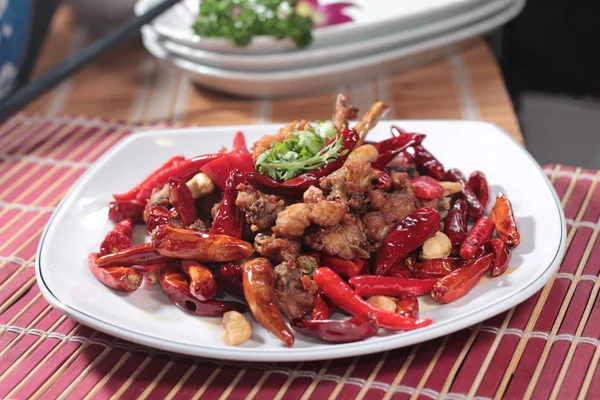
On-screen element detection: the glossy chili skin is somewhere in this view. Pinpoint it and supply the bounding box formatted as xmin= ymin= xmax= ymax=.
xmin=217 ymin=263 xmax=244 ymax=297
xmin=169 ymin=178 xmax=197 ymax=226
xmin=135 ymin=154 xmax=223 ymax=202
xmin=413 ymin=145 xmax=445 ymax=181
xmin=321 ymin=256 xmax=368 ymax=278
xmin=145 ymin=205 xmax=172 ymax=233
xmin=245 ymin=172 xmax=319 ymax=197
xmin=108 ymin=199 xmax=145 ymax=223
xmin=100 ymin=218 xmax=133 ymax=256
xmin=309 ymin=128 xmax=359 ymax=177
xmin=468 ymin=171 xmax=490 ymax=210
xmin=348 ymin=275 xmax=437 ymax=297
xmin=443 ymin=198 xmax=468 ymax=256
xmin=159 ymin=265 xmax=247 ymax=317
xmin=311 ymin=290 xmax=335 ymax=320
xmin=232 ymin=131 xmax=250 ymax=154
xmin=460 ymin=216 xmax=494 ymax=260
xmin=200 ymin=153 xmax=255 ymax=190
xmin=243 ymin=258 xmax=295 ymax=346
xmin=372 ymin=133 xmax=425 ymax=170
xmin=88 ymin=252 xmax=142 ymax=293
xmin=374 ymin=169 xmax=392 ymax=191
xmin=182 ymin=260 xmax=217 ymax=301
xmin=210 ymin=170 xmax=245 ymax=238
xmin=113 ymin=155 xmax=185 ymax=201
xmin=491 ymin=193 xmax=520 ymax=247
xmin=374 ymin=207 xmax=441 ymax=276
xmin=396 ymin=294 xmax=419 ymax=319
xmin=291 ymin=313 xmax=379 ymax=344
xmin=431 ymin=253 xmax=493 ymax=304
xmin=96 ymin=243 xmax=175 ymax=267
xmin=151 ymin=225 xmax=254 ymax=262
xmin=411 ymin=176 xmax=444 ymax=199
xmin=444 ymin=168 xmax=483 ymax=220
xmin=485 ymin=238 xmax=512 ymax=277
xmin=412 ymin=258 xmax=465 ymax=279
xmin=313 ymin=267 xmax=433 ymax=331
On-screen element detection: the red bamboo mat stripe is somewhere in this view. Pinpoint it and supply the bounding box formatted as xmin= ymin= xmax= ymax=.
xmin=0 ymin=118 xmax=596 ymax=400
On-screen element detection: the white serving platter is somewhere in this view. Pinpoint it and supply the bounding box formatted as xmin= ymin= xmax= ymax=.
xmin=37 ymin=120 xmax=565 ymax=362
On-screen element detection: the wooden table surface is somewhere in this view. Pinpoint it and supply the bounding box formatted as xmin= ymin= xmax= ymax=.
xmin=24 ymin=5 xmax=522 ymax=142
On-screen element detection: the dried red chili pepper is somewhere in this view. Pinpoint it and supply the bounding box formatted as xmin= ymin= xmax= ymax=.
xmin=152 ymin=225 xmax=254 ymax=262
xmin=88 ymin=252 xmax=142 ymax=293
xmin=311 ymin=128 xmax=360 ymax=176
xmin=96 ymin=243 xmax=175 ymax=267
xmin=313 ymin=267 xmax=432 ymax=331
xmin=321 ymin=256 xmax=368 ymax=278
xmin=412 ymin=258 xmax=465 ymax=279
xmin=169 ymin=178 xmax=197 ymax=226
xmin=411 ymin=176 xmax=444 ymax=199
xmin=159 ymin=265 xmax=247 ymax=317
xmin=232 ymin=131 xmax=250 ymax=154
xmin=349 ymin=275 xmax=437 ymax=297
xmin=108 ymin=199 xmax=145 ymax=223
xmin=291 ymin=313 xmax=379 ymax=344
xmin=444 ymin=168 xmax=483 ymax=220
xmin=217 ymin=263 xmax=244 ymax=297
xmin=182 ymin=260 xmax=217 ymax=301
xmin=374 ymin=169 xmax=392 ymax=191
xmin=113 ymin=155 xmax=185 ymax=201
xmin=374 ymin=207 xmax=441 ymax=276
xmin=396 ymin=294 xmax=419 ymax=319
xmin=485 ymin=238 xmax=512 ymax=277
xmin=311 ymin=290 xmax=335 ymax=320
xmin=468 ymin=171 xmax=490 ymax=210
xmin=444 ymin=198 xmax=468 ymax=256
xmin=135 ymin=154 xmax=223 ymax=202
xmin=372 ymin=133 xmax=425 ymax=170
xmin=460 ymin=216 xmax=494 ymax=260
xmin=201 ymin=153 xmax=255 ymax=190
xmin=245 ymin=172 xmax=318 ymax=197
xmin=99 ymin=218 xmax=133 ymax=256
xmin=145 ymin=205 xmax=172 ymax=233
xmin=243 ymin=258 xmax=295 ymax=346
xmin=211 ymin=170 xmax=245 ymax=239
xmin=431 ymin=253 xmax=493 ymax=303
xmin=491 ymin=193 xmax=520 ymax=247
xmin=413 ymin=145 xmax=445 ymax=181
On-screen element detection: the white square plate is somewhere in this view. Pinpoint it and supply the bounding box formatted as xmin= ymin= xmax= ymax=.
xmin=36 ymin=121 xmax=566 ymax=362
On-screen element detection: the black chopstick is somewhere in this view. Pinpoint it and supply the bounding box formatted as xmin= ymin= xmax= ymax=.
xmin=0 ymin=0 xmax=181 ymax=122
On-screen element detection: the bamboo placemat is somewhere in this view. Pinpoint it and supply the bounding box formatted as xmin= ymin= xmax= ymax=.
xmin=0 ymin=115 xmax=598 ymax=399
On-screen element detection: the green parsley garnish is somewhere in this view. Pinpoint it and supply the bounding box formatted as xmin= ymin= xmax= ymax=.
xmin=255 ymin=120 xmax=344 ymax=181
xmin=192 ymin=0 xmax=314 ymax=48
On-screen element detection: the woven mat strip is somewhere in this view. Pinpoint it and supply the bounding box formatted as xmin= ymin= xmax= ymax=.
xmin=0 ymin=119 xmax=594 ymax=399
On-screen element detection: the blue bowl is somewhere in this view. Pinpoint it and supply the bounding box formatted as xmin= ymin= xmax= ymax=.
xmin=0 ymin=0 xmax=60 ymax=102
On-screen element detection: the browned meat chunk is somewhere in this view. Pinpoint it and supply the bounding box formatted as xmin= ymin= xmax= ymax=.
xmin=274 ymin=261 xmax=318 ymax=320
xmin=390 ymin=171 xmax=411 ymax=192
xmin=303 ymin=186 xmax=325 ymax=204
xmin=273 ymin=203 xmax=311 ymax=238
xmin=333 ymin=94 xmax=359 ymax=133
xmin=236 ymin=184 xmax=285 ymax=232
xmin=305 ymin=214 xmax=369 ymax=260
xmin=320 ymin=158 xmax=377 ymax=210
xmin=309 ymin=199 xmax=348 ymax=227
xmin=368 ymin=189 xmax=387 ymax=210
xmin=363 ymin=192 xmax=416 ymax=244
xmin=254 ymin=233 xmax=301 ymax=263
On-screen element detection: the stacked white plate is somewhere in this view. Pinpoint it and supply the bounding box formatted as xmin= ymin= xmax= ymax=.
xmin=136 ymin=0 xmax=525 ymax=97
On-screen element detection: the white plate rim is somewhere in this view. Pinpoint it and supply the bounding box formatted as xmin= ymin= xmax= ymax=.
xmin=153 ymin=0 xmax=515 ymax=72
xmin=35 ymin=120 xmax=566 ymax=362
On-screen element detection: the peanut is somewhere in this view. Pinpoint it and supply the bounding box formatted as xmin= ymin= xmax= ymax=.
xmin=350 ymin=144 xmax=379 ymax=163
xmin=421 ymin=231 xmax=452 ymax=259
xmin=221 ymin=311 xmax=253 ymax=346
xmin=186 ymin=172 xmax=215 ymax=199
xmin=367 ymin=296 xmax=397 ymax=313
